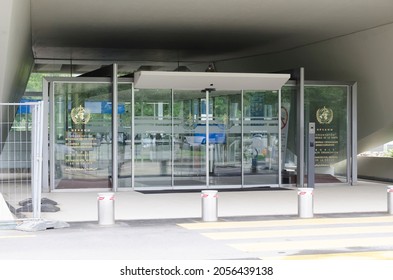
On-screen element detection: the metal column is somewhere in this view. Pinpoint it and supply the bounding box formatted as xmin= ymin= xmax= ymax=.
xmin=112 ymin=64 xmax=118 ymax=191
xmin=205 ymin=89 xmax=210 ymax=188
xmin=307 ymin=122 xmax=315 ymax=188
xmin=278 ymin=89 xmax=282 ymax=186
xmin=351 ymin=82 xmax=358 ymax=185
xmin=297 ymin=68 xmax=305 ymax=187
xmin=42 ymin=79 xmax=49 ymax=192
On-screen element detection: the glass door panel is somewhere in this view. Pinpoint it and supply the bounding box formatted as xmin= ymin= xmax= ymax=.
xmin=52 ymin=82 xmax=112 ymax=189
xmin=173 ymin=90 xmax=207 ymax=187
xmin=243 ymin=91 xmax=279 ymax=186
xmin=117 ymin=82 xmax=133 ymax=188
xmin=281 ymin=85 xmax=298 ymax=184
xmin=209 ymin=90 xmax=242 ymax=186
xmin=134 ymin=89 xmax=172 ymax=188
xmin=304 ymin=85 xmax=348 ymax=183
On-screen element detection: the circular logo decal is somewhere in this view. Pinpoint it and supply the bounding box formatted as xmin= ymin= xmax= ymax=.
xmin=281 ymin=106 xmax=289 ymax=129
xmin=71 ymin=105 xmax=91 ymax=125
xmin=316 ymin=106 xmax=333 ymax=124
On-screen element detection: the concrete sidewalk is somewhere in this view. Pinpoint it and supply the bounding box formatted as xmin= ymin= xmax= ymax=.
xmin=37 ymin=180 xmax=390 ymax=222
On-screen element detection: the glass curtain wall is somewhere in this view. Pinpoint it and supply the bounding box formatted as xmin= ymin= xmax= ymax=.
xmin=173 ymin=90 xmax=207 ymax=187
xmin=117 ymin=82 xmax=132 ymax=188
xmin=209 ymin=91 xmax=242 ymax=186
xmin=51 ymin=82 xmax=112 ymax=189
xmin=280 ymin=83 xmax=350 ymax=185
xmin=47 ymin=78 xmax=353 ymax=190
xmin=281 ymin=85 xmax=298 ymax=184
xmin=243 ymin=91 xmax=280 ymax=185
xmin=131 ymin=88 xmax=281 ymax=189
xmin=133 ymin=89 xmax=172 ymax=188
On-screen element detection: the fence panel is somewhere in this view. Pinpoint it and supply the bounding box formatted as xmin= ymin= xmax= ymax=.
xmin=0 ymin=101 xmax=43 ymax=221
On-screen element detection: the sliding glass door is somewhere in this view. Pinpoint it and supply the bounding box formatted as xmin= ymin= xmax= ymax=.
xmin=209 ymin=90 xmax=242 ymax=186
xmin=134 ymin=89 xmax=172 ymax=188
xmin=243 ymin=91 xmax=280 ymax=186
xmin=173 ymin=90 xmax=207 ymax=187
xmin=132 ymin=88 xmax=281 ymax=190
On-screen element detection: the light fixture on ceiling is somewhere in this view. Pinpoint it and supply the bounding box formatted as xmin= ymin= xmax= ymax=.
xmin=173 ymin=65 xmax=191 ymax=72
xmin=205 ymin=63 xmax=216 ymax=72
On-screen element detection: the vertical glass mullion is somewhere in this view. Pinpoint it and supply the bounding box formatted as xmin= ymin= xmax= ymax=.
xmin=297 ymin=68 xmax=305 ymax=188
xmin=278 ymin=89 xmax=282 ymax=186
xmin=112 ymin=64 xmax=118 ymax=191
xmin=171 ymin=89 xmax=174 ymax=188
xmin=42 ymin=79 xmax=49 ymax=192
xmin=49 ymin=82 xmax=55 ymax=191
xmin=346 ymin=85 xmax=350 ymax=184
xmin=351 ymin=83 xmax=358 ymax=185
xmin=241 ymin=90 xmax=244 ymax=187
xmin=205 ymin=90 xmax=209 ymax=188
xmin=0 ymin=106 xmax=1 ymax=193
xmin=131 ymin=83 xmax=135 ymax=190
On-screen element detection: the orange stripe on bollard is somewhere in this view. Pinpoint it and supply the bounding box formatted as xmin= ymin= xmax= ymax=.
xmin=298 ymin=191 xmax=313 ymax=196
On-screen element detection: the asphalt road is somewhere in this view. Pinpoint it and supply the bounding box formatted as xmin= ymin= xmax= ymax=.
xmin=1 ymin=213 xmax=393 ymax=260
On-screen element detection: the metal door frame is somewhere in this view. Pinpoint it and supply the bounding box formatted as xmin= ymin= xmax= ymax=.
xmin=43 ymin=74 xmax=134 ymax=192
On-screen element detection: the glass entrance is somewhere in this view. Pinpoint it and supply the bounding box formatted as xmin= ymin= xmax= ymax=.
xmin=243 ymin=90 xmax=280 ymax=186
xmin=280 ymin=80 xmax=354 ymax=185
xmin=134 ymin=89 xmax=172 ymax=188
xmin=173 ymin=90 xmax=207 ymax=187
xmin=50 ymin=81 xmax=113 ymax=190
xmin=45 ymin=74 xmax=355 ymax=191
xmin=131 ymin=88 xmax=281 ymax=190
xmin=209 ymin=90 xmax=242 ymax=186
xmin=117 ymin=82 xmax=132 ymax=188
xmin=48 ymin=80 xmax=283 ymax=190
xmin=304 ymin=84 xmax=350 ymax=183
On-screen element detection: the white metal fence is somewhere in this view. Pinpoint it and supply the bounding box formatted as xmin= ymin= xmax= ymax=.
xmin=0 ymin=101 xmax=44 ymax=221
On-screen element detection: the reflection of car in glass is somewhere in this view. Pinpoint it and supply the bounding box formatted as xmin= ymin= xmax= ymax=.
xmin=138 ymin=133 xmax=172 ymax=148
xmin=183 ymin=124 xmax=226 ymax=146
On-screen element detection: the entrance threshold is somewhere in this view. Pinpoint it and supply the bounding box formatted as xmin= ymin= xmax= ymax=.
xmin=135 ymin=186 xmax=292 ymax=194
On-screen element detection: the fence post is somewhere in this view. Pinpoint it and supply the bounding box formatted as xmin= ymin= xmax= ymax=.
xmin=31 ymin=102 xmax=44 ymax=219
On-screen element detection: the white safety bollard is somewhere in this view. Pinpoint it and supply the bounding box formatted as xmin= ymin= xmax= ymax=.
xmin=388 ymin=186 xmax=393 ymax=215
xmin=298 ymin=188 xmax=314 ymax=218
xmin=201 ymin=190 xmax=218 ymax=222
xmin=97 ymin=192 xmax=115 ymax=225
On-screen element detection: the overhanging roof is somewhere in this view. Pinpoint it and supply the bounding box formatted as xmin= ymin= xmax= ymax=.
xmin=134 ymin=71 xmax=290 ymax=90
xmin=30 ymin=0 xmax=393 ymax=74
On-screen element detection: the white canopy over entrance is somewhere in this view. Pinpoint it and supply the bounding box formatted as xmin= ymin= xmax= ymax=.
xmin=134 ymin=71 xmax=290 ymax=91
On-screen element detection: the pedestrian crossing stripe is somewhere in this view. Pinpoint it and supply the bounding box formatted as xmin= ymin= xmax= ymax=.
xmin=201 ymin=225 xmax=393 ymax=240
xmin=229 ymin=236 xmax=393 ymax=252
xmin=178 ymin=216 xmax=393 ymax=230
xmin=264 ymin=250 xmax=393 ymax=260
xmin=179 ymin=216 xmax=393 ymax=259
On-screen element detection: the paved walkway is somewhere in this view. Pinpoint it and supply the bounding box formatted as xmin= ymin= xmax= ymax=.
xmin=1 ymin=180 xmax=393 ymax=261
xmin=36 ymin=180 xmax=390 ymax=222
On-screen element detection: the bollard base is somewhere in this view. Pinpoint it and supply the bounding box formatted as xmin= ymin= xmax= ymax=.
xmin=298 ymin=188 xmax=314 ymax=219
xmin=201 ymin=190 xmax=218 ymax=222
xmin=97 ymin=192 xmax=115 ymax=226
xmin=388 ymin=186 xmax=393 ymax=215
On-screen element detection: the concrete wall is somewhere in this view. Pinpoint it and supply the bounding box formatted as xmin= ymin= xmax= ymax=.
xmin=0 ymin=0 xmax=34 ymax=145
xmin=217 ymin=23 xmax=393 ymax=154
xmin=358 ymin=156 xmax=393 ymax=182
